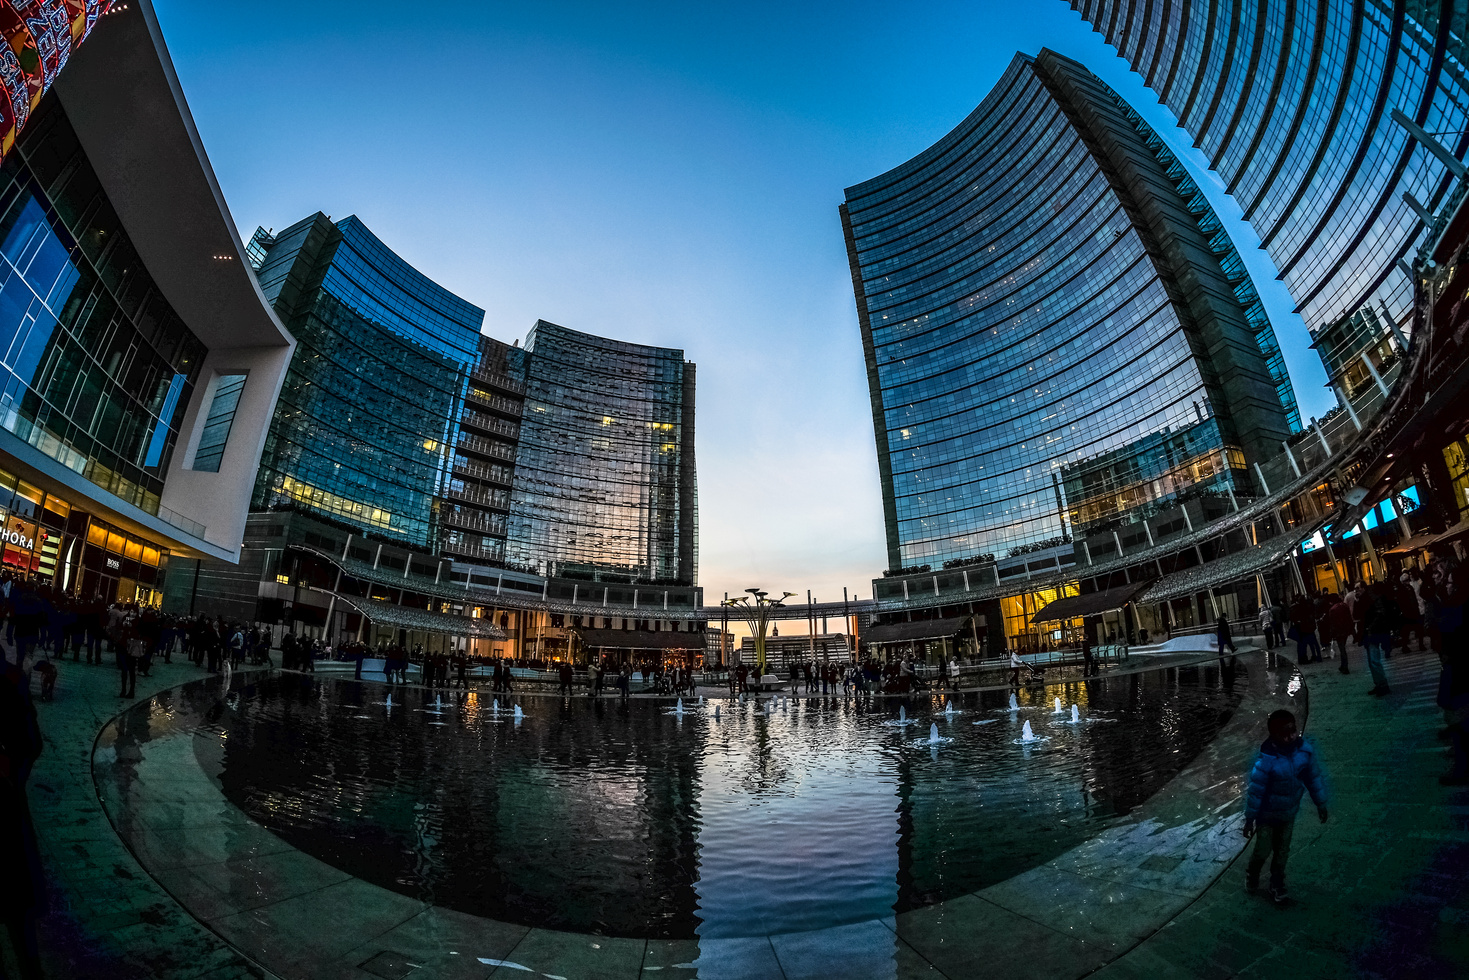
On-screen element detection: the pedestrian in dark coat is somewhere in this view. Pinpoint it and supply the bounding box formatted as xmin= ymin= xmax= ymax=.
xmin=1 ymin=658 xmax=45 ymax=978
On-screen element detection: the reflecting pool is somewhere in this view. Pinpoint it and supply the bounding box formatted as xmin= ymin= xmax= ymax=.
xmin=109 ymin=664 xmax=1260 ymax=940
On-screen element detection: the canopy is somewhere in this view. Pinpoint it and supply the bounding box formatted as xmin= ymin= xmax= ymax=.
xmin=1030 ymin=582 xmax=1151 ymax=624
xmin=863 ymin=616 xmax=974 ymax=645
xmin=1382 ymin=533 xmax=1439 ymax=555
xmin=573 ymin=628 xmax=705 ymax=651
xmin=1428 ymin=519 xmax=1469 ymax=548
xmin=330 ymin=593 xmax=506 ymax=640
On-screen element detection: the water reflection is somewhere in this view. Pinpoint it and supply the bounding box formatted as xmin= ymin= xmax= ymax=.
xmin=123 ymin=668 xmax=1246 ymax=940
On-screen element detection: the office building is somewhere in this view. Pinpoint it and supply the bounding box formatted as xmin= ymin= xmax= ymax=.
xmin=841 ymin=49 xmax=1295 ymax=577
xmin=507 ymin=320 xmax=698 ymax=586
xmin=170 ymin=236 xmax=702 ymax=654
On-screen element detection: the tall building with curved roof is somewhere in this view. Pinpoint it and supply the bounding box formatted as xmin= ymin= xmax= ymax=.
xmin=1069 ymin=0 xmax=1469 ymax=345
xmin=842 ymin=49 xmax=1295 ymax=573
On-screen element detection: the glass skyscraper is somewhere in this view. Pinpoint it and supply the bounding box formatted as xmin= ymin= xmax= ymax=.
xmin=842 ymin=50 xmax=1295 ymax=573
xmin=507 ymin=320 xmax=697 ymax=585
xmin=248 ymin=213 xmax=481 ymax=551
xmin=1070 ymin=0 xmax=1469 ymax=339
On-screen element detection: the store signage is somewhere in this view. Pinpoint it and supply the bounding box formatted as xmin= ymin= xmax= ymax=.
xmin=2 ymin=526 xmax=33 ymax=550
xmin=105 ymin=556 xmax=121 ymax=571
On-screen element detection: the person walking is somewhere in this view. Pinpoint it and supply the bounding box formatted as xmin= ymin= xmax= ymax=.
xmin=1363 ymin=582 xmax=1401 ymax=696
xmin=558 ymin=661 xmax=574 ymax=696
xmin=117 ymin=618 xmax=139 ymax=699
xmin=1326 ymin=593 xmax=1354 ymax=674
xmin=1258 ymin=604 xmax=1274 ymax=650
xmin=1289 ymin=593 xmax=1322 ymax=664
xmin=1009 ymin=648 xmax=1023 ymax=688
xmin=1243 ymin=709 xmax=1329 ymax=904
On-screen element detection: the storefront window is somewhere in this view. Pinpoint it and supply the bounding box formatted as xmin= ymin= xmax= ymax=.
xmin=1000 ymin=582 xmax=1082 ymax=654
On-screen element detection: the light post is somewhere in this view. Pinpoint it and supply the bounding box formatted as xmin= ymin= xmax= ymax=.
xmin=722 ymin=588 xmax=794 ymax=677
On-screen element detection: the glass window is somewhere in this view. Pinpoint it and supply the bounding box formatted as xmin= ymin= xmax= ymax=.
xmin=191 ymin=373 xmax=247 ymax=473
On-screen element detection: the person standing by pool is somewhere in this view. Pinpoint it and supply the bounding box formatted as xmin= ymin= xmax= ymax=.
xmin=1289 ymin=593 xmax=1322 ymax=664
xmin=1243 ymin=709 xmax=1329 ymax=904
xmin=1216 ymin=615 xmax=1236 ymax=657
xmin=1009 ymin=648 xmax=1022 ymax=688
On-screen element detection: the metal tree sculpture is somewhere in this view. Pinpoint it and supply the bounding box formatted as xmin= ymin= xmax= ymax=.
xmin=722 ymin=588 xmax=794 ymax=677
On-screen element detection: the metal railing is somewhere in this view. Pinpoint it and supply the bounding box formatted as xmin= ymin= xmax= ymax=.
xmin=157 ymin=506 xmax=207 ymax=540
xmin=472 ymin=368 xmax=525 ymax=395
xmin=461 ymin=409 xmax=519 ymax=441
xmin=456 ymin=432 xmax=516 ymax=461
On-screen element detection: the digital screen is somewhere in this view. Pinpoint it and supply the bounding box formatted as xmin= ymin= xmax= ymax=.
xmin=0 ymin=2 xmax=114 ymax=158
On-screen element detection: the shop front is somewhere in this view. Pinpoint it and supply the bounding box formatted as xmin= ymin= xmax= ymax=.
xmin=0 ymin=466 xmax=169 ymax=605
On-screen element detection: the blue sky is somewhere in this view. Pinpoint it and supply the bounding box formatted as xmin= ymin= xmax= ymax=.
xmin=152 ymin=0 xmax=1333 ymax=605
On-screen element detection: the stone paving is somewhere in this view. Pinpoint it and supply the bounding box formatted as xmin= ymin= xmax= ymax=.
xmin=8 ymin=640 xmax=1468 ymax=978
xmin=10 ymin=653 xmax=275 ymax=979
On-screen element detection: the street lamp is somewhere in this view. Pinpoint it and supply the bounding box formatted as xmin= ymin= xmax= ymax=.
xmin=722 ymin=588 xmax=795 ymax=677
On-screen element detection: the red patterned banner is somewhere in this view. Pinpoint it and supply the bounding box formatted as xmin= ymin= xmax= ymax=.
xmin=0 ymin=0 xmax=112 ymax=158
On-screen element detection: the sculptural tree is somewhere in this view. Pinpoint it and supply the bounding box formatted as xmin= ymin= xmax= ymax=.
xmin=721 ymin=588 xmax=794 ymax=677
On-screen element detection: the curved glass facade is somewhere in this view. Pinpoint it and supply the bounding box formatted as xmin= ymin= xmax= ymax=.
xmin=1072 ymin=0 xmax=1469 ymax=337
xmin=842 ymin=51 xmax=1292 ymax=571
xmin=0 ymin=93 xmax=204 ymax=514
xmin=506 ymin=320 xmax=696 ymax=584
xmin=250 ymin=213 xmax=482 ymax=550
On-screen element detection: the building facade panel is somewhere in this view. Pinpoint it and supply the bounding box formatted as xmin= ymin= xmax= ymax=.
xmin=1073 ymin=0 xmax=1469 ymax=342
xmin=247 ymin=214 xmax=480 ymax=552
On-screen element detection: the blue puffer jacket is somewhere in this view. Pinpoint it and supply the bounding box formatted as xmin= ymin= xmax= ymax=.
xmin=1245 ymin=737 xmax=1328 ymax=825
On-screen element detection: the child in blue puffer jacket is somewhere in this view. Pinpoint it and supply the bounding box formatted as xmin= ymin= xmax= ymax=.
xmin=1243 ymin=709 xmax=1329 ymax=903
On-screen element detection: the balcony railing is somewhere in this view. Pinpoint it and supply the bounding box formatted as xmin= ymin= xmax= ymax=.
xmin=456 ymin=432 xmax=516 ymax=462
xmin=452 ymin=459 xmax=513 ymax=486
xmin=446 ymin=484 xmax=509 ymax=509
xmin=472 ymin=368 xmax=525 ymax=395
xmin=442 ymin=508 xmax=507 ymax=535
xmin=461 ymin=409 xmax=519 ymax=441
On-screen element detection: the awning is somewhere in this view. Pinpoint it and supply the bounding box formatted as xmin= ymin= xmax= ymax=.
xmin=1031 ymin=582 xmax=1151 ymax=624
xmin=1382 ymin=533 xmax=1439 ymax=555
xmin=1428 ymin=519 xmax=1469 ymax=548
xmin=573 ymin=628 xmax=706 ymax=651
xmin=863 ymin=616 xmax=973 ymax=645
xmin=328 ymin=592 xmax=507 ymax=640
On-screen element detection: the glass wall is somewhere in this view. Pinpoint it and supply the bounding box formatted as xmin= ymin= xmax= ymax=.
xmin=842 ymin=53 xmax=1286 ymax=572
xmin=0 ymin=93 xmax=205 ymax=515
xmin=506 ymin=320 xmax=696 ymax=584
xmin=249 ymin=214 xmax=483 ymax=550
xmin=1072 ymin=1 xmax=1469 ymax=341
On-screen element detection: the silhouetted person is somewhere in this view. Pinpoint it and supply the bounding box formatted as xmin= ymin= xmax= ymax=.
xmin=1216 ymin=615 xmax=1235 ymax=657
xmin=1 ymin=657 xmax=45 ymax=978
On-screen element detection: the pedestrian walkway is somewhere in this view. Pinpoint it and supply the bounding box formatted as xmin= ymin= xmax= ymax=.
xmin=1096 ymin=647 xmax=1469 ymax=979
xmin=11 ymin=652 xmax=274 ymax=979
